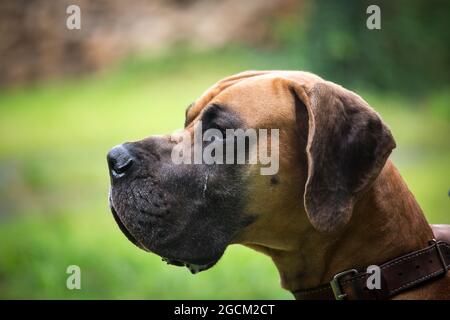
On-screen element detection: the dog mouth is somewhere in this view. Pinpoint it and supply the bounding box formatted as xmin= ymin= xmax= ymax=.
xmin=110 ymin=202 xmax=145 ymax=250
xmin=109 ymin=195 xmax=219 ymax=274
xmin=161 ymin=257 xmax=218 ymax=274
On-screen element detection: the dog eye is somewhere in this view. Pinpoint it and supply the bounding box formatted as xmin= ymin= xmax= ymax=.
xmin=212 ymin=134 xmax=224 ymax=142
xmin=204 ymin=123 xmax=226 ymax=142
xmin=210 ymin=123 xmax=227 ymax=135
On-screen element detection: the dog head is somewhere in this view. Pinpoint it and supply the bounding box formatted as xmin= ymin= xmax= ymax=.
xmin=107 ymin=71 xmax=395 ymax=273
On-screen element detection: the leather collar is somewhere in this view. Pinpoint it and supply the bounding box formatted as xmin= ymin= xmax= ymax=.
xmin=292 ymin=240 xmax=450 ymax=300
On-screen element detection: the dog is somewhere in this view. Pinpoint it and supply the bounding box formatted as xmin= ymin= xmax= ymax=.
xmin=107 ymin=70 xmax=450 ymax=299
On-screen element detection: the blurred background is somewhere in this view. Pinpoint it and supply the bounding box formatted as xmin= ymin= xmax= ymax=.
xmin=0 ymin=0 xmax=448 ymax=299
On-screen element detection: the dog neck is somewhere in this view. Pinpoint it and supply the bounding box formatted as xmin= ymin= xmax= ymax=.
xmin=249 ymin=160 xmax=434 ymax=294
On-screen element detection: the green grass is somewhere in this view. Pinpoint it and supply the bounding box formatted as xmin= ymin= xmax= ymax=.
xmin=0 ymin=48 xmax=448 ymax=299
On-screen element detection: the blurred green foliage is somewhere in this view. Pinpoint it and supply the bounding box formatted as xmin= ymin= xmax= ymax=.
xmin=0 ymin=47 xmax=448 ymax=299
xmin=276 ymin=0 xmax=450 ymax=93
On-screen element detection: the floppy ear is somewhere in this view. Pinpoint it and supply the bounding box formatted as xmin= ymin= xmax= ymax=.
xmin=289 ymin=81 xmax=396 ymax=232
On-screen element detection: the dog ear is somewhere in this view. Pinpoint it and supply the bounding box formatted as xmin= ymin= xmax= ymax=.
xmin=289 ymin=81 xmax=396 ymax=232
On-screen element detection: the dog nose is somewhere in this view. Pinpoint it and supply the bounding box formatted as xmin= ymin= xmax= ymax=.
xmin=107 ymin=144 xmax=134 ymax=179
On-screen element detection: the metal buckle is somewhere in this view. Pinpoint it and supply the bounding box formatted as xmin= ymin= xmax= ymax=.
xmin=428 ymin=239 xmax=449 ymax=272
xmin=330 ymin=269 xmax=358 ymax=300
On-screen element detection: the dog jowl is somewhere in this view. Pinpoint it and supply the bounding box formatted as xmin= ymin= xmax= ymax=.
xmin=108 ymin=71 xmax=450 ymax=299
xmin=107 ymin=102 xmax=277 ymax=273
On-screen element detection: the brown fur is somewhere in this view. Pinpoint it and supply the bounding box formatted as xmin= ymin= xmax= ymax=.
xmin=185 ymin=71 xmax=450 ymax=299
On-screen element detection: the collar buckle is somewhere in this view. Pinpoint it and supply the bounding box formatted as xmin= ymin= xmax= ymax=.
xmin=330 ymin=269 xmax=358 ymax=300
xmin=428 ymin=239 xmax=449 ymax=272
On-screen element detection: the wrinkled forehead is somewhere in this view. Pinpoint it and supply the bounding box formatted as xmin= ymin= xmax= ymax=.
xmin=186 ymin=71 xmax=320 ymax=129
xmin=185 ymin=71 xmax=269 ymax=126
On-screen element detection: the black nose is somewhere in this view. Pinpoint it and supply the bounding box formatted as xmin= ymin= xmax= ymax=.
xmin=107 ymin=144 xmax=134 ymax=179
